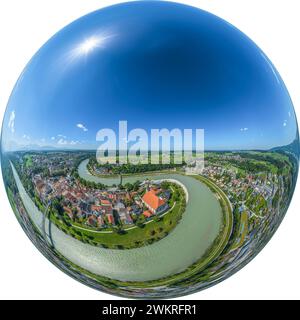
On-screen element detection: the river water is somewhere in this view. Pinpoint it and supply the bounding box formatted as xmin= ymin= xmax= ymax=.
xmin=12 ymin=160 xmax=222 ymax=282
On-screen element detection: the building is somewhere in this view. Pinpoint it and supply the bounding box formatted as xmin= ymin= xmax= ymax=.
xmin=119 ymin=211 xmax=133 ymax=225
xmin=106 ymin=213 xmax=115 ymax=225
xmin=91 ymin=205 xmax=102 ymax=214
xmin=63 ymin=206 xmax=73 ymax=219
xmin=114 ymin=201 xmax=126 ymax=213
xmin=100 ymin=199 xmax=113 ymax=215
xmin=101 ymin=199 xmax=111 ymax=206
xmin=97 ymin=216 xmax=105 ymax=227
xmin=87 ymin=215 xmax=97 ymax=227
xmin=143 ymin=210 xmax=152 ymax=218
xmin=142 ymin=189 xmax=168 ymax=215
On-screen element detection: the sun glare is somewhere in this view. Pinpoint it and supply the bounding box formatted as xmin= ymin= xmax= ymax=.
xmin=63 ymin=32 xmax=115 ymax=66
xmin=79 ymin=37 xmax=100 ymax=55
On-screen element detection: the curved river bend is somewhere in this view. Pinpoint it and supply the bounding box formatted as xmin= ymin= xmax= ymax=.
xmin=12 ymin=160 xmax=222 ymax=282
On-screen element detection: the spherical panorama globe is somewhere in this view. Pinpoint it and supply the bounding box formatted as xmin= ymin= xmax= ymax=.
xmin=1 ymin=1 xmax=299 ymax=299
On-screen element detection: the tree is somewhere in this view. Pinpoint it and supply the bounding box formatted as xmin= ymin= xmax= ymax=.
xmin=124 ymin=182 xmax=134 ymax=192
xmin=161 ymin=181 xmax=170 ymax=190
xmin=136 ymin=215 xmax=145 ymax=228
xmin=149 ymin=230 xmax=156 ymax=236
xmin=52 ymin=198 xmax=64 ymax=216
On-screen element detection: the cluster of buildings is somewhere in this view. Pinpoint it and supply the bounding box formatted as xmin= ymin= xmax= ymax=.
xmin=202 ymin=156 xmax=283 ymax=219
xmin=22 ymin=152 xmax=80 ymax=176
xmin=27 ymin=152 xmax=172 ymax=230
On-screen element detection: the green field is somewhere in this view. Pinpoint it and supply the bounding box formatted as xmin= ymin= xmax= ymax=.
xmin=24 ymin=155 xmax=33 ymax=168
xmin=231 ymin=211 xmax=248 ymax=250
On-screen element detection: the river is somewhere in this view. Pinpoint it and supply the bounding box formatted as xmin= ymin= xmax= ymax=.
xmin=12 ymin=160 xmax=222 ymax=282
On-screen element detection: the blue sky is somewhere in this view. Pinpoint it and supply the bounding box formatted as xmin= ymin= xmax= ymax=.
xmin=1 ymin=1 xmax=298 ymax=152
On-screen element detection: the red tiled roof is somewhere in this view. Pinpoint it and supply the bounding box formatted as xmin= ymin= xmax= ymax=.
xmin=101 ymin=199 xmax=112 ymax=206
xmin=63 ymin=206 xmax=72 ymax=214
xmin=87 ymin=216 xmax=97 ymax=225
xmin=91 ymin=205 xmax=101 ymax=212
xmin=143 ymin=210 xmax=152 ymax=218
xmin=142 ymin=190 xmax=166 ymax=210
xmin=107 ymin=214 xmax=115 ymax=224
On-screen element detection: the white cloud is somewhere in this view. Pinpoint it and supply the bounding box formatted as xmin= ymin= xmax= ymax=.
xmin=51 ymin=136 xmax=55 ymax=140
xmin=283 ymin=120 xmax=287 ymax=127
xmin=57 ymin=138 xmax=68 ymax=145
xmin=57 ymin=139 xmax=80 ymax=146
xmin=8 ymin=110 xmax=15 ymax=133
xmin=58 ymin=134 xmax=67 ymax=138
xmin=77 ymin=123 xmax=88 ymax=132
xmin=240 ymin=127 xmax=249 ymax=132
xmin=22 ymin=134 xmax=30 ymax=140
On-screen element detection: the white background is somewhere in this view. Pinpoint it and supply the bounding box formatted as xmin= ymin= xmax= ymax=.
xmin=0 ymin=0 xmax=299 ymax=300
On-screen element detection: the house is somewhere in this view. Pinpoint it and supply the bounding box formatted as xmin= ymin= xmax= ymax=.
xmin=87 ymin=215 xmax=97 ymax=227
xmin=97 ymin=216 xmax=105 ymax=227
xmin=114 ymin=201 xmax=125 ymax=213
xmin=143 ymin=210 xmax=152 ymax=218
xmin=119 ymin=211 xmax=133 ymax=225
xmin=79 ymin=201 xmax=90 ymax=212
xmin=108 ymin=193 xmax=117 ymax=201
xmin=142 ymin=189 xmax=168 ymax=215
xmin=106 ymin=213 xmax=115 ymax=225
xmin=76 ymin=209 xmax=85 ymax=219
xmin=127 ymin=204 xmax=143 ymax=215
xmin=101 ymin=199 xmax=112 ymax=206
xmin=91 ymin=205 xmax=102 ymax=214
xmin=161 ymin=190 xmax=171 ymax=200
xmin=63 ymin=206 xmax=73 ymax=219
xmin=100 ymin=199 xmax=113 ymax=215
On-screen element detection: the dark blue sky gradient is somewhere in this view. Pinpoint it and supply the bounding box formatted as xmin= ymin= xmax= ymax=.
xmin=2 ymin=1 xmax=298 ymax=151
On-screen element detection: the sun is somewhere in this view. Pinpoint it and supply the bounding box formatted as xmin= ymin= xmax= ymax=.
xmin=78 ymin=37 xmax=100 ymax=55
xmin=63 ymin=33 xmax=115 ymax=65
